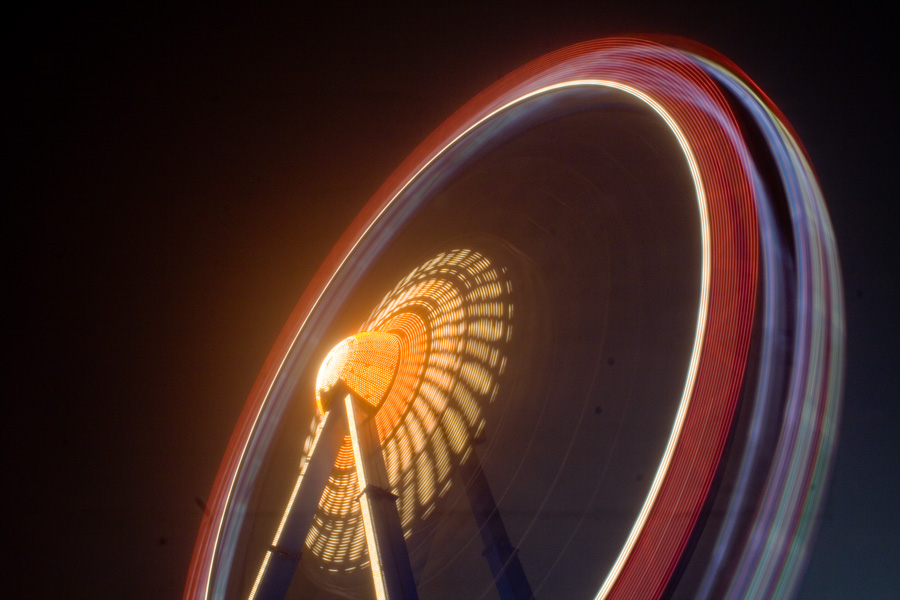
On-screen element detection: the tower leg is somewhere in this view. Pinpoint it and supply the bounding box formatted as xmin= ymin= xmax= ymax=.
xmin=345 ymin=395 xmax=419 ymax=600
xmin=253 ymin=407 xmax=346 ymax=600
xmin=456 ymin=446 xmax=534 ymax=600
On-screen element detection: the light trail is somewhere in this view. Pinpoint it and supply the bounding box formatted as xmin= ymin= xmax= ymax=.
xmin=185 ymin=37 xmax=842 ymax=600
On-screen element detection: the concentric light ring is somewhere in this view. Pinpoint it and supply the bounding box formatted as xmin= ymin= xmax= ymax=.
xmin=185 ymin=37 xmax=842 ymax=600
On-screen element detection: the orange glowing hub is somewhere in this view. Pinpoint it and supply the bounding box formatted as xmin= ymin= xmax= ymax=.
xmin=302 ymin=249 xmax=513 ymax=574
xmin=315 ymin=331 xmax=402 ymax=414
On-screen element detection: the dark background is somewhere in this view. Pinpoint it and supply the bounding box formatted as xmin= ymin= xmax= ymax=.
xmin=10 ymin=3 xmax=898 ymax=598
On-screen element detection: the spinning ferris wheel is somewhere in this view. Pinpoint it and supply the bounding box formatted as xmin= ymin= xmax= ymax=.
xmin=185 ymin=38 xmax=844 ymax=600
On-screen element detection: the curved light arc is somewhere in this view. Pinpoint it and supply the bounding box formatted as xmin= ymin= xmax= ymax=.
xmin=188 ymin=38 xmax=765 ymax=600
xmin=203 ymin=80 xmax=712 ymax=599
xmin=185 ymin=38 xmax=845 ymax=600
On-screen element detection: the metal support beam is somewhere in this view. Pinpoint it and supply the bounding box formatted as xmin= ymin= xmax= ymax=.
xmin=456 ymin=445 xmax=534 ymax=600
xmin=254 ymin=407 xmax=347 ymax=600
xmin=345 ymin=395 xmax=419 ymax=600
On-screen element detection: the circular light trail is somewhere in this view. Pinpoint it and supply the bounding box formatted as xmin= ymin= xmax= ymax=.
xmin=185 ymin=38 xmax=843 ymax=600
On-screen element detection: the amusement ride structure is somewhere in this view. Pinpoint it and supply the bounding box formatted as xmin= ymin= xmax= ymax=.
xmin=185 ymin=38 xmax=844 ymax=600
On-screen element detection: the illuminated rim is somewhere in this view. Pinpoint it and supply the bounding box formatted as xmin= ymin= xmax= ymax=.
xmin=185 ymin=38 xmax=843 ymax=600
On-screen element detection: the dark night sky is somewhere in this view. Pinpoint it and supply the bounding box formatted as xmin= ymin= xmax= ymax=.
xmin=9 ymin=3 xmax=898 ymax=598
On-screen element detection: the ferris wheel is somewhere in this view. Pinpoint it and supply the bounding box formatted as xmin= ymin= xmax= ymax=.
xmin=185 ymin=37 xmax=844 ymax=600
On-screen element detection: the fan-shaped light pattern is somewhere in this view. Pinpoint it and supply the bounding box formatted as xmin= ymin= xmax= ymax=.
xmin=186 ymin=38 xmax=842 ymax=600
xmin=302 ymin=248 xmax=512 ymax=574
xmin=315 ymin=332 xmax=401 ymax=413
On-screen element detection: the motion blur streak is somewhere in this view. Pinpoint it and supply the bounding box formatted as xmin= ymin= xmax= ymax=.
xmin=682 ymin=43 xmax=845 ymax=600
xmin=185 ymin=38 xmax=842 ymax=600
